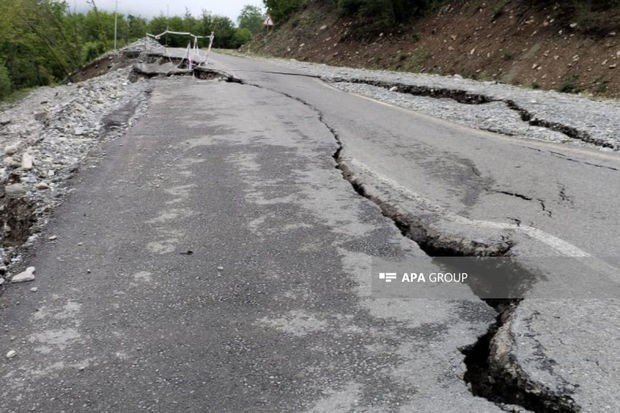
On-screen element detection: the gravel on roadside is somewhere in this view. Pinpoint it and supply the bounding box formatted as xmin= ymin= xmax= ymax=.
xmin=0 ymin=56 xmax=151 ymax=281
xmin=254 ymin=56 xmax=620 ymax=150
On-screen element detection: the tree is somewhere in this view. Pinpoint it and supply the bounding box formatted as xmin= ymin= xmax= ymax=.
xmin=0 ymin=58 xmax=12 ymax=99
xmin=127 ymin=15 xmax=147 ymax=39
xmin=211 ymin=16 xmax=236 ymax=48
xmin=237 ymin=5 xmax=263 ymax=35
xmin=263 ymin=0 xmax=303 ymax=23
xmin=233 ymin=28 xmax=253 ymax=48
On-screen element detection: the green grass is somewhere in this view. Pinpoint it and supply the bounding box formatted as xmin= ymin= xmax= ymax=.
xmin=408 ymin=48 xmax=432 ymax=71
xmin=558 ymin=74 xmax=580 ymax=94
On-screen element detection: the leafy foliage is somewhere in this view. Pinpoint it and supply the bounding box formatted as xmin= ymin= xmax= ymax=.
xmin=0 ymin=58 xmax=12 ymax=99
xmin=238 ymin=5 xmax=264 ymax=34
xmin=336 ymin=0 xmax=446 ymax=28
xmin=0 ymin=1 xmax=255 ymax=100
xmin=263 ymin=0 xmax=304 ymax=23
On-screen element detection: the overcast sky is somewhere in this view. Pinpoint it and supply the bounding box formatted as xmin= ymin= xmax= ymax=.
xmin=69 ymin=0 xmax=264 ymax=22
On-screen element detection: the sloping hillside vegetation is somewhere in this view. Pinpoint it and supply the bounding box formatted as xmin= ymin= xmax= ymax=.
xmin=252 ymin=0 xmax=620 ymax=97
xmin=0 ymin=0 xmax=252 ymax=100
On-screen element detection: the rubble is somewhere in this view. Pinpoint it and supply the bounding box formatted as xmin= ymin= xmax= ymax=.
xmin=0 ymin=40 xmax=153 ymax=283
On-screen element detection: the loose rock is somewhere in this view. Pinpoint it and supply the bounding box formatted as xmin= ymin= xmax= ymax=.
xmin=0 ymin=38 xmax=151 ymax=270
xmin=11 ymin=266 xmax=36 ymax=283
xmin=4 ymin=145 xmax=18 ymax=156
xmin=5 ymin=183 xmax=27 ymax=198
xmin=21 ymin=153 xmax=34 ymax=170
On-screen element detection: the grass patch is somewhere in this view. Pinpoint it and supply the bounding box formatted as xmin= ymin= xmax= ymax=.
xmin=408 ymin=48 xmax=432 ymax=71
xmin=558 ymin=74 xmax=580 ymax=94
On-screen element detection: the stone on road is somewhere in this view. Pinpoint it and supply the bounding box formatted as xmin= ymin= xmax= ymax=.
xmin=10 ymin=266 xmax=35 ymax=283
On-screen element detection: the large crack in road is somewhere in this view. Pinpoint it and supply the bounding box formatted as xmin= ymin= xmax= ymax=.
xmin=331 ymin=147 xmax=579 ymax=412
xmin=331 ymin=78 xmax=617 ymax=150
xmin=108 ymin=54 xmax=594 ymax=410
xmin=211 ymin=69 xmax=582 ymax=412
xmin=4 ymin=46 xmax=612 ymax=411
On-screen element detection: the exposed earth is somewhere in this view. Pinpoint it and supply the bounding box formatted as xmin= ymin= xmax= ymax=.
xmin=247 ymin=0 xmax=620 ymax=97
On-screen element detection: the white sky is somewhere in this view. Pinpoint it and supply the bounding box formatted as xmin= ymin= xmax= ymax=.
xmin=69 ymin=0 xmax=264 ymax=22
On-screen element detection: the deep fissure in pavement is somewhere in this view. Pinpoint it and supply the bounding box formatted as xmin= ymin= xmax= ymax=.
xmin=216 ymin=71 xmax=580 ymax=412
xmin=324 ymin=101 xmax=579 ymax=412
xmin=130 ymin=56 xmax=240 ymax=82
xmin=333 ymin=147 xmax=580 ymax=412
xmin=331 ymin=78 xmax=616 ymax=150
xmin=461 ymin=308 xmax=581 ymax=413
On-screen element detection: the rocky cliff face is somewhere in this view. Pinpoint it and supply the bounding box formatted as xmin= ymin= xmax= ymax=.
xmin=248 ymin=0 xmax=620 ymax=97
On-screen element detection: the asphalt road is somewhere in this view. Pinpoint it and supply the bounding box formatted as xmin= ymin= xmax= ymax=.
xmin=1 ymin=52 xmax=619 ymax=412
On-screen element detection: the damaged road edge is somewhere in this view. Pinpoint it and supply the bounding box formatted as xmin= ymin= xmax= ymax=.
xmin=0 ymin=71 xmax=152 ymax=288
xmin=334 ymin=146 xmax=581 ymax=413
xmin=329 ymin=77 xmax=616 ymax=150
xmin=246 ymin=73 xmax=583 ymax=411
xmin=216 ymin=66 xmax=581 ymax=411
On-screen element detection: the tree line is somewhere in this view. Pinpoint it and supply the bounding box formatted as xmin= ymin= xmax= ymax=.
xmin=0 ymin=1 xmax=265 ymax=100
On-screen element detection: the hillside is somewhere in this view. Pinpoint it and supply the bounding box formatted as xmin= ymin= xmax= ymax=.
xmin=247 ymin=0 xmax=620 ymax=97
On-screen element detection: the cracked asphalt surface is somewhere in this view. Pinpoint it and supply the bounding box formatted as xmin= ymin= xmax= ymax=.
xmin=1 ymin=52 xmax=619 ymax=412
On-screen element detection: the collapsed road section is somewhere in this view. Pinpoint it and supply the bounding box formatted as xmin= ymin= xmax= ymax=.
xmin=1 ymin=47 xmax=618 ymax=411
xmin=228 ymin=68 xmax=581 ymax=411
xmin=207 ymin=52 xmax=620 ymax=411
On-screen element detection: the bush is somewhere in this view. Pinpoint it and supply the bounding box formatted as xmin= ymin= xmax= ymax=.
xmin=82 ymin=41 xmax=107 ymax=63
xmin=233 ymin=28 xmax=253 ymax=48
xmin=0 ymin=60 xmax=12 ymax=100
xmin=337 ymin=0 xmax=442 ymax=29
xmin=559 ymin=74 xmax=580 ymax=94
xmin=264 ymin=0 xmax=304 ymax=23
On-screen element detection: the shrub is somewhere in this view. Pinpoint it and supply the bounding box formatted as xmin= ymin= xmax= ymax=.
xmin=0 ymin=60 xmax=13 ymax=100
xmin=264 ymin=0 xmax=304 ymax=23
xmin=232 ymin=28 xmax=253 ymax=48
xmin=559 ymin=74 xmax=580 ymax=94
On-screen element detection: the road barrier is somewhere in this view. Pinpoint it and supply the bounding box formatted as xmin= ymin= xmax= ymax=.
xmin=145 ymin=30 xmax=215 ymax=69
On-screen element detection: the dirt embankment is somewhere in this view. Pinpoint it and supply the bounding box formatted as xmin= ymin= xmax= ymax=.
xmin=247 ymin=0 xmax=620 ymax=97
